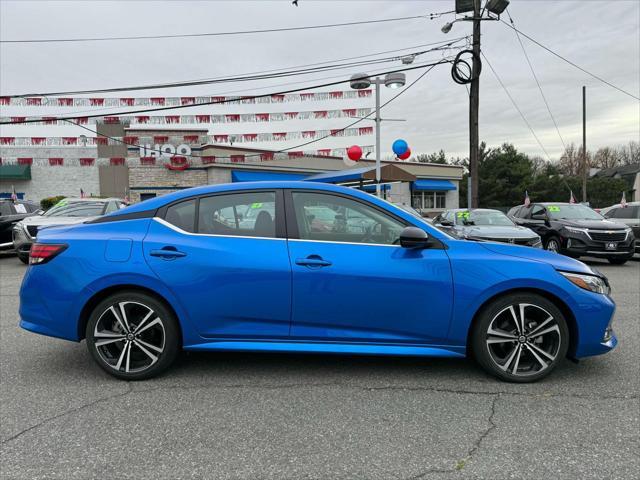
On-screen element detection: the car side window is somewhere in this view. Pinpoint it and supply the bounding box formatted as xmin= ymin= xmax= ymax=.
xmin=291 ymin=191 xmax=406 ymax=245
xmin=198 ymin=191 xmax=276 ymax=238
xmin=530 ymin=205 xmax=546 ymax=218
xmin=104 ymin=201 xmax=119 ymax=214
xmin=164 ymin=199 xmax=197 ymax=233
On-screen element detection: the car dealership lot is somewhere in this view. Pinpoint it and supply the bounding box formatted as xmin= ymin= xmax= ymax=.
xmin=1 ymin=256 xmax=638 ymax=480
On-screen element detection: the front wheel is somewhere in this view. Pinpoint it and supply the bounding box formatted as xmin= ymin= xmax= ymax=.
xmin=86 ymin=291 xmax=180 ymax=380
xmin=471 ymin=293 xmax=569 ymax=383
xmin=544 ymin=236 xmax=561 ymax=253
xmin=608 ymin=258 xmax=628 ymax=265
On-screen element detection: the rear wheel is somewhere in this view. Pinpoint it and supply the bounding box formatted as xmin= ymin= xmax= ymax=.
xmin=471 ymin=293 xmax=569 ymax=383
xmin=608 ymin=257 xmax=628 ymax=265
xmin=85 ymin=291 xmax=180 ymax=380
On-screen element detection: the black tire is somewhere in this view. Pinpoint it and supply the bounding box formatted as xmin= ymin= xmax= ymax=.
xmin=85 ymin=291 xmax=180 ymax=380
xmin=471 ymin=293 xmax=569 ymax=383
xmin=608 ymin=258 xmax=628 ymax=265
xmin=17 ymin=252 xmax=29 ymax=264
xmin=544 ymin=236 xmax=562 ymax=254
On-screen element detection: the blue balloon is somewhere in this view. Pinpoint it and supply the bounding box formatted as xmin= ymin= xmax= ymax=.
xmin=392 ymin=139 xmax=408 ymax=156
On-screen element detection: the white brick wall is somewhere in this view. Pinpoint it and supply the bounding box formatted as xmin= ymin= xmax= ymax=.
xmin=0 ymin=165 xmax=100 ymax=203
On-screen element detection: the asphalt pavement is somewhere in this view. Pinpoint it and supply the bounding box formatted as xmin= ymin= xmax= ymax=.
xmin=1 ymin=254 xmax=638 ymax=479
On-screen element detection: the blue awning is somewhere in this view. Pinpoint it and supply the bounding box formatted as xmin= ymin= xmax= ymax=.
xmin=361 ymin=184 xmax=391 ymax=192
xmin=231 ymin=170 xmax=308 ymax=182
xmin=412 ymin=179 xmax=456 ymax=191
xmin=304 ymin=167 xmax=374 ymax=183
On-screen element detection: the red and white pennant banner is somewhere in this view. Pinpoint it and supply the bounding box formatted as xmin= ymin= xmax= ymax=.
xmin=0 ymin=90 xmax=372 ymax=107
xmin=0 ymin=108 xmax=372 ymax=125
xmin=0 ymin=127 xmax=374 ymax=147
xmin=0 ymin=147 xmax=374 ymax=166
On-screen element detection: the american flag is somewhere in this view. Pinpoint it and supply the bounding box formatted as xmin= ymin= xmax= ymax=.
xmin=80 ymin=188 xmax=86 ymax=198
xmin=10 ymin=185 xmax=17 ymax=202
xmin=621 ymin=191 xmax=627 ymax=208
xmin=524 ymin=190 xmax=530 ymax=207
xmin=569 ymin=190 xmax=576 ymax=204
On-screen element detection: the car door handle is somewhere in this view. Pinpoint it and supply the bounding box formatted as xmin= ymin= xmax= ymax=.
xmin=150 ymin=248 xmax=187 ymax=259
xmin=295 ymin=256 xmax=332 ymax=268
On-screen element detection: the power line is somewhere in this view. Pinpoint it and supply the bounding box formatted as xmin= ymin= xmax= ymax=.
xmin=0 ymin=60 xmax=452 ymax=125
xmin=62 ymin=64 xmax=440 ymax=161
xmin=0 ymin=14 xmax=427 ymax=44
xmin=500 ymin=19 xmax=640 ymax=101
xmin=2 ymin=39 xmax=464 ymax=98
xmin=506 ymin=9 xmax=566 ymax=150
xmin=481 ymin=52 xmax=552 ymax=162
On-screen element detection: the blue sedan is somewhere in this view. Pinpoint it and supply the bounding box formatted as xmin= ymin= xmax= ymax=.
xmin=19 ymin=182 xmax=617 ymax=382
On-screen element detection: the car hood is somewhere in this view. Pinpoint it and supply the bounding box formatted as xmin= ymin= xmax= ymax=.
xmin=479 ymin=242 xmax=596 ymax=275
xmin=556 ymin=218 xmax=627 ymax=230
xmin=20 ymin=215 xmax=98 ymax=227
xmin=458 ymin=225 xmax=537 ymax=238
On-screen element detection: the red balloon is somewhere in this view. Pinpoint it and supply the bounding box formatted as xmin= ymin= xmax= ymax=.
xmin=347 ymin=145 xmax=363 ymax=161
xmin=398 ymin=147 xmax=411 ymax=160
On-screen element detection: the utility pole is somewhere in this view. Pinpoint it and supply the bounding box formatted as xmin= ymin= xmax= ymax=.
xmin=469 ymin=0 xmax=481 ymax=208
xmin=582 ymin=85 xmax=587 ymax=202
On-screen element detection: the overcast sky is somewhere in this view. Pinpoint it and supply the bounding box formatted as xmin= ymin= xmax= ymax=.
xmin=1 ymin=0 xmax=638 ymax=160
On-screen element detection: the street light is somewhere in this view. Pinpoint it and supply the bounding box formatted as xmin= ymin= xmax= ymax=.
xmin=349 ymin=72 xmax=406 ymax=197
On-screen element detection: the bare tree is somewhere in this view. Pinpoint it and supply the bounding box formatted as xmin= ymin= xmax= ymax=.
xmin=593 ymin=147 xmax=619 ymax=169
xmin=616 ymin=141 xmax=640 ymax=165
xmin=559 ymin=143 xmax=583 ymax=176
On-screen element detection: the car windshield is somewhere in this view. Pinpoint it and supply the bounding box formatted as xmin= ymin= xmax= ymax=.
xmin=44 ymin=201 xmax=105 ymax=217
xmin=456 ymin=210 xmax=514 ymax=226
xmin=546 ymin=204 xmax=603 ymax=220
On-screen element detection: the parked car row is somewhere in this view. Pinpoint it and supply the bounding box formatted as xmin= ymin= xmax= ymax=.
xmin=426 ymin=201 xmax=637 ymax=265
xmin=1 ymin=197 xmax=126 ymax=263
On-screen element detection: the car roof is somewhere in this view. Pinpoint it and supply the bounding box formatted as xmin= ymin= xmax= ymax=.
xmin=448 ymin=208 xmax=503 ymax=213
xmin=119 ymin=181 xmax=385 ymax=214
xmin=61 ymin=197 xmax=119 ymax=203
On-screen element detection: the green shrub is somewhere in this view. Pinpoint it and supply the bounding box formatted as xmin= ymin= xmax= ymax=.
xmin=40 ymin=195 xmax=66 ymax=211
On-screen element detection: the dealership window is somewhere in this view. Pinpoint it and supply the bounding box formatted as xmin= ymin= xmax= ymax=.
xmin=291 ymin=191 xmax=405 ymax=245
xmin=412 ymin=191 xmax=446 ymax=210
xmin=198 ymin=191 xmax=276 ymax=238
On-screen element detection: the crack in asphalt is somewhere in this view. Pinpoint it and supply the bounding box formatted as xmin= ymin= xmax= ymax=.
xmin=2 ymin=380 xmax=635 ymax=448
xmin=405 ymin=394 xmax=500 ymax=479
xmin=1 ymin=382 xmax=132 ymax=445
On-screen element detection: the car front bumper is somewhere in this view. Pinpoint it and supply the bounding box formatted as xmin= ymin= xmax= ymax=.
xmin=12 ymin=225 xmax=33 ymax=254
xmin=560 ymin=231 xmax=635 ymax=259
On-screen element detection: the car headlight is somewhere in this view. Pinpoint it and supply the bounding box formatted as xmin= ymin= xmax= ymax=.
xmin=563 ymin=226 xmax=588 ymax=235
xmin=559 ymin=271 xmax=610 ymax=295
xmin=529 ymin=237 xmax=542 ymax=248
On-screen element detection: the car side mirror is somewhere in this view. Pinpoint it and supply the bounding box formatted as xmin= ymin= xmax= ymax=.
xmin=399 ymin=227 xmax=430 ymax=249
xmin=439 ymin=220 xmax=454 ymax=227
xmin=531 ymin=213 xmax=546 ymax=221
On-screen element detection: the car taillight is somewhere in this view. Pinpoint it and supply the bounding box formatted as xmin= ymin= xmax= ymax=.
xmin=29 ymin=243 xmax=68 ymax=265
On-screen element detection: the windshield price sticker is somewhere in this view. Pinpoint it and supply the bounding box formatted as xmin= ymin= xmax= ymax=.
xmin=547 ymin=206 xmax=560 ymax=212
xmin=14 ymin=204 xmax=27 ymax=214
xmin=250 ymin=203 xmax=263 ymax=209
xmin=457 ymin=211 xmax=471 ymax=219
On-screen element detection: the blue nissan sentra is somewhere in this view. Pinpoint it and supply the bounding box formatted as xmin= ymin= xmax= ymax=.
xmin=19 ymin=181 xmax=617 ymax=382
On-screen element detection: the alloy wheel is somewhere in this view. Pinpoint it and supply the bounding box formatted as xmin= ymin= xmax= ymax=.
xmin=485 ymin=303 xmax=561 ymax=377
xmin=546 ymin=239 xmax=560 ymax=253
xmin=93 ymin=301 xmax=165 ymax=374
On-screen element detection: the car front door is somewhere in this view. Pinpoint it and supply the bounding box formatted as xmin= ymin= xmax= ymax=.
xmin=144 ymin=190 xmax=291 ymax=339
xmin=285 ymin=190 xmax=453 ymax=344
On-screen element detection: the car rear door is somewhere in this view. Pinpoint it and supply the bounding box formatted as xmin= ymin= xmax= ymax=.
xmin=285 ymin=189 xmax=453 ymax=344
xmin=143 ymin=190 xmax=292 ymax=339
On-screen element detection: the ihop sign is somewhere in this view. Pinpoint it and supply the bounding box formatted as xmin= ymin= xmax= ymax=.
xmin=139 ymin=143 xmax=192 ymax=158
